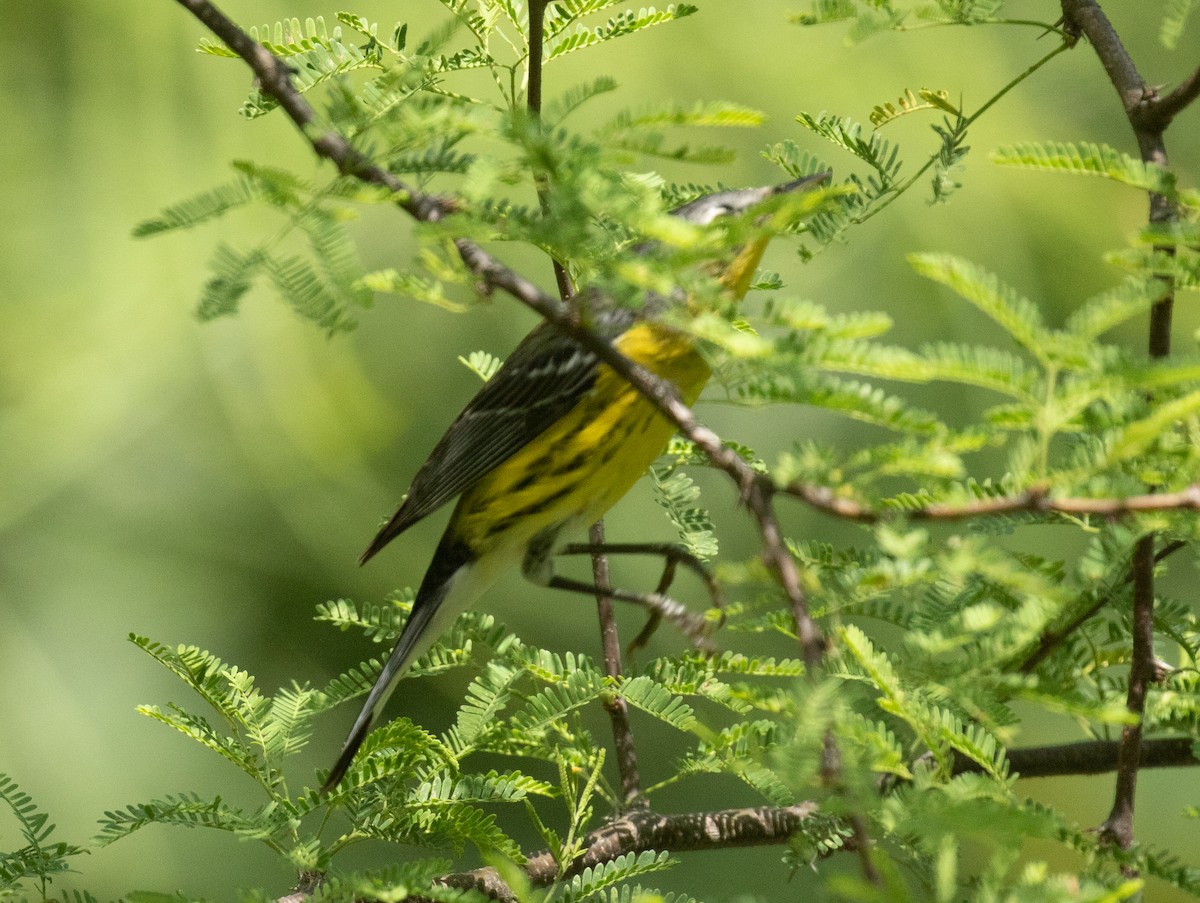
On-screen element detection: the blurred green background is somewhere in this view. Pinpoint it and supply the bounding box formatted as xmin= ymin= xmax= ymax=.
xmin=1 ymin=1 xmax=1197 ymax=898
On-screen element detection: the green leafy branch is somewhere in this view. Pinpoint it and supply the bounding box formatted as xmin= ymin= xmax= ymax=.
xmin=0 ymin=774 xmax=85 ymax=898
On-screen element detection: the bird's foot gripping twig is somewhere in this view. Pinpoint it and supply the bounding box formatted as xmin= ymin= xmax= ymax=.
xmin=545 ymin=574 xmax=718 ymax=654
xmin=556 ymin=541 xmax=724 ymax=652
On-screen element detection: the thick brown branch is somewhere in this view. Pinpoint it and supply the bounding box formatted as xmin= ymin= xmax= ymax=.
xmin=1058 ymin=1 xmax=1200 ymax=136
xmin=290 ymin=735 xmax=1200 ymax=903
xmin=954 ymin=737 xmax=1199 ymax=779
xmin=1059 ymin=0 xmax=1148 ymax=114
xmin=526 ymin=0 xmax=575 ymax=301
xmin=439 ymin=804 xmax=824 ymax=901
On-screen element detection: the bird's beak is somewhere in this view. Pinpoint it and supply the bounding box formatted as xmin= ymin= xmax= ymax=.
xmin=718 ymin=171 xmax=833 ymax=298
xmin=774 ymin=171 xmax=833 ymax=195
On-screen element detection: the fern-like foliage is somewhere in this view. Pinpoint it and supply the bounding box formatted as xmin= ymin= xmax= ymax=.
xmin=795 ymin=112 xmax=900 ymax=187
xmin=919 ymin=0 xmax=1006 ymax=24
xmin=908 ymin=253 xmax=1051 ymax=363
xmin=869 ymin=88 xmax=957 ymax=128
xmin=546 ymin=6 xmax=699 ymax=61
xmin=560 ymin=850 xmax=676 ymax=903
xmin=791 ymin=0 xmax=1053 ymax=36
xmin=114 ymin=611 xmax=594 ymax=872
xmin=0 ymin=774 xmax=85 ymax=896
xmin=791 ymin=0 xmax=907 ymax=41
xmin=132 ymin=0 xmax=1200 ymax=899
xmin=765 ymin=115 xmax=904 ymax=246
xmin=991 ymin=141 xmax=1179 ymax=197
xmin=543 ymin=76 xmax=620 ymax=124
xmin=199 ymin=17 xmax=382 ymax=118
xmin=650 ymin=464 xmax=718 ymax=559
xmin=1106 ymin=244 xmax=1200 ymax=293
xmin=929 ymin=110 xmax=970 ymax=203
xmin=129 ymin=635 xmax=327 ymax=791
xmin=132 ymin=177 xmax=262 ymax=236
xmin=95 ymin=793 xmax=271 ymax=847
xmin=136 ymin=163 xmax=374 ymax=333
xmin=1161 ymin=0 xmax=1198 ymax=48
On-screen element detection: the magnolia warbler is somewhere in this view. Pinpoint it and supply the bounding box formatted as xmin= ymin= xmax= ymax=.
xmin=324 ymin=174 xmax=828 ymax=791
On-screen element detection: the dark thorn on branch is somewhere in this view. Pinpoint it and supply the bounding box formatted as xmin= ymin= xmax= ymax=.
xmin=1151 ymin=64 xmax=1200 ymax=129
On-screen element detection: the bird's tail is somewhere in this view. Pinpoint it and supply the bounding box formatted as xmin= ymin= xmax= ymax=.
xmin=320 ymin=597 xmax=441 ymax=793
xmin=322 ymin=538 xmax=479 ymax=794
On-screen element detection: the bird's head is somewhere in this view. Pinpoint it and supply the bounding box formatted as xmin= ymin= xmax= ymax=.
xmin=669 ymin=172 xmax=831 ymax=299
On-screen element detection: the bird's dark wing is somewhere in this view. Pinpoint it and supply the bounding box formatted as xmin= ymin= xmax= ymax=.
xmin=360 ymin=309 xmax=634 ymax=562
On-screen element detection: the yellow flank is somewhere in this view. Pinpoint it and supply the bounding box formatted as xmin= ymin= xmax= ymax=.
xmin=450 ymin=320 xmax=710 ymax=554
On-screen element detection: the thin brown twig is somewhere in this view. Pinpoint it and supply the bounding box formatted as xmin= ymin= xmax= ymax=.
xmin=1100 ymin=536 xmax=1157 ymax=850
xmin=526 ymin=0 xmax=546 ymax=116
xmin=744 ymin=479 xmax=824 ymax=670
xmin=786 ymin=481 xmax=1200 ymax=522
xmin=817 ymin=731 xmax=880 ymax=884
xmin=519 ymin=0 xmax=640 ymax=807
xmin=587 ymin=520 xmax=646 ymax=809
xmin=1017 ymin=539 xmax=1187 ymax=674
xmin=1151 ymin=62 xmax=1200 ymax=129
xmin=525 ymin=0 xmax=576 ymax=302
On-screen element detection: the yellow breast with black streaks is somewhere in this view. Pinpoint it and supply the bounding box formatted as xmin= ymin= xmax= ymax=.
xmin=451 ymin=321 xmax=709 ymax=553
